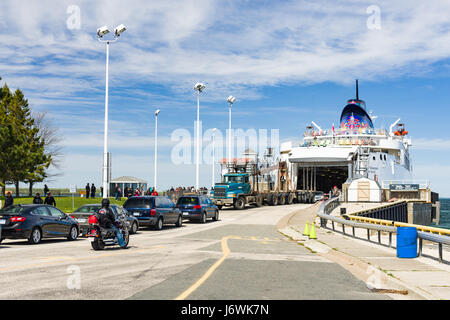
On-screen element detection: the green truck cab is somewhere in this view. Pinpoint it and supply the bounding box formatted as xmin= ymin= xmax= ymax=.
xmin=211 ymin=173 xmax=251 ymax=209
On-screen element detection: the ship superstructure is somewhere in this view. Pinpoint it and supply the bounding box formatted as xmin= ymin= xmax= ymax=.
xmin=281 ymin=80 xmax=413 ymax=195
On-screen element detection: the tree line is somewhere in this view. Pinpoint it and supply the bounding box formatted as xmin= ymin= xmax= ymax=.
xmin=0 ymin=77 xmax=62 ymax=197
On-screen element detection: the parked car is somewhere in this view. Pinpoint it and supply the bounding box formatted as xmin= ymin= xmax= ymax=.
xmin=176 ymin=195 xmax=219 ymax=223
xmin=123 ymin=196 xmax=183 ymax=230
xmin=314 ymin=191 xmax=325 ymax=202
xmin=0 ymin=204 xmax=79 ymax=244
xmin=71 ymin=204 xmax=140 ymax=236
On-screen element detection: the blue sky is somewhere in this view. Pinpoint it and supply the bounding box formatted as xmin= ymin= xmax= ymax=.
xmin=1 ymin=0 xmax=450 ymax=196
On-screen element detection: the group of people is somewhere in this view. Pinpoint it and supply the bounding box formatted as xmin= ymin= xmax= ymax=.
xmin=168 ymin=186 xmax=209 ymax=193
xmin=85 ymin=183 xmax=102 ymax=199
xmin=113 ymin=185 xmax=159 ymax=200
xmin=2 ymin=186 xmax=56 ymax=209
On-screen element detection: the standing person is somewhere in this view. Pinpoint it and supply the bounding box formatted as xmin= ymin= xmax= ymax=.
xmin=85 ymin=183 xmax=90 ymax=199
xmin=44 ymin=192 xmax=56 ymax=206
xmin=3 ymin=192 xmax=13 ymax=208
xmin=44 ymin=184 xmax=49 ymax=196
xmin=100 ymin=186 xmax=103 ymax=197
xmin=115 ymin=184 xmax=121 ymax=201
xmin=151 ymin=188 xmax=158 ymax=196
xmin=33 ymin=193 xmax=43 ymax=204
xmin=91 ymin=184 xmax=96 ymax=199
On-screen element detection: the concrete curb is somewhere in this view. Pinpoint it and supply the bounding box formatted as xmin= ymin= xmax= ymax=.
xmin=278 ymin=225 xmax=437 ymax=300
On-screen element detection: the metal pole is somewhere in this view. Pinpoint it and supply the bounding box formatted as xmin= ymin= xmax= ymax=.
xmin=102 ymin=41 xmax=110 ymax=198
xmin=154 ymin=113 xmax=158 ymax=190
xmin=228 ymin=102 xmax=232 ymax=161
xmin=196 ymin=92 xmax=200 ymax=191
xmin=212 ymin=131 xmax=215 ymax=189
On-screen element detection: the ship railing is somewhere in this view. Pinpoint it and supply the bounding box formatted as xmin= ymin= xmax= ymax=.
xmin=318 ymin=197 xmax=450 ymax=263
xmin=303 ymin=128 xmax=389 ymax=138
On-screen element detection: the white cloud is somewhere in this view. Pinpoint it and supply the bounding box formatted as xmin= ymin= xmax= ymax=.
xmin=2 ymin=0 xmax=450 ymax=189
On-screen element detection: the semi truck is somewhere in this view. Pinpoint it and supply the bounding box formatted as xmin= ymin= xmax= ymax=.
xmin=211 ymin=154 xmax=315 ymax=210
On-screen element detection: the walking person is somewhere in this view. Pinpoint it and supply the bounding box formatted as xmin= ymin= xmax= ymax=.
xmin=44 ymin=184 xmax=49 ymax=196
xmin=33 ymin=193 xmax=43 ymax=204
xmin=85 ymin=183 xmax=90 ymax=199
xmin=44 ymin=192 xmax=56 ymax=206
xmin=91 ymin=184 xmax=96 ymax=199
xmin=3 ymin=192 xmax=13 ymax=209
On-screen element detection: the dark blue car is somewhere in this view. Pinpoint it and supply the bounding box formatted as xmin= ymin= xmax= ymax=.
xmin=176 ymin=195 xmax=219 ymax=223
xmin=123 ymin=196 xmax=183 ymax=230
xmin=0 ymin=204 xmax=79 ymax=244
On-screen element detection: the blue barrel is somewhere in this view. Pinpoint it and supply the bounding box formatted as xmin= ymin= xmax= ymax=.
xmin=397 ymin=227 xmax=417 ymax=258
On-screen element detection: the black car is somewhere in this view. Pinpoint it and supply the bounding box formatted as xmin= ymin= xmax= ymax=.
xmin=123 ymin=196 xmax=183 ymax=230
xmin=0 ymin=204 xmax=79 ymax=244
xmin=176 ymin=195 xmax=219 ymax=223
xmin=71 ymin=204 xmax=140 ymax=236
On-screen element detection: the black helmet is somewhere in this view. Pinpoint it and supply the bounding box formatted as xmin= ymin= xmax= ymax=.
xmin=101 ymin=198 xmax=110 ymax=208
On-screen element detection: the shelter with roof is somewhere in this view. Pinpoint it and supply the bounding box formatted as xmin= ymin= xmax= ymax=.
xmin=109 ymin=176 xmax=147 ymax=197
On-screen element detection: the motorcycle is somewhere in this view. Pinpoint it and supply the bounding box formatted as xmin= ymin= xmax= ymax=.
xmin=87 ymin=209 xmax=130 ymax=250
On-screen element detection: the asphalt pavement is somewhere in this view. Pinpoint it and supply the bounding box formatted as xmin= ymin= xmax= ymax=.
xmin=0 ymin=203 xmax=389 ymax=300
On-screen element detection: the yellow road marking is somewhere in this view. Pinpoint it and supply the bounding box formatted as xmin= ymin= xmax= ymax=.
xmin=175 ymin=235 xmax=234 ymax=300
xmin=174 ymin=235 xmax=284 ymax=300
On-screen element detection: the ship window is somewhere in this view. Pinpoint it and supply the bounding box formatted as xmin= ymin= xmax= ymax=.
xmin=384 ymin=155 xmax=387 ymax=161
xmin=380 ymin=155 xmax=382 ymax=161
xmin=373 ymin=156 xmax=376 ymax=161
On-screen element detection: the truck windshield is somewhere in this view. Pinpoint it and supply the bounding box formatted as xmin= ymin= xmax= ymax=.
xmin=224 ymin=175 xmax=243 ymax=183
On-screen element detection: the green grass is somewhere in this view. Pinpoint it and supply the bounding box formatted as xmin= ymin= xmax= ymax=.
xmin=10 ymin=197 xmax=126 ymax=213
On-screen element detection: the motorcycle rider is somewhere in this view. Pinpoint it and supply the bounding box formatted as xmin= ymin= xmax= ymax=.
xmin=97 ymin=198 xmax=126 ymax=248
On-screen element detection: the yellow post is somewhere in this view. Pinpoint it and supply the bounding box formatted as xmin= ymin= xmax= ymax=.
xmin=303 ymin=222 xmax=310 ymax=236
xmin=309 ymin=222 xmax=317 ymax=239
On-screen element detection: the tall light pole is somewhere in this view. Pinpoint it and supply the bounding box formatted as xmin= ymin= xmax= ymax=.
xmin=194 ymin=83 xmax=206 ymax=191
xmin=227 ymin=96 xmax=236 ymax=163
xmin=97 ymin=24 xmax=126 ymax=198
xmin=211 ymin=128 xmax=217 ymax=189
xmin=154 ymin=109 xmax=160 ymax=191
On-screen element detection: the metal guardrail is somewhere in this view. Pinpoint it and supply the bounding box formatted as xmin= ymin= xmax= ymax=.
xmin=349 ymin=201 xmax=450 ymax=236
xmin=318 ymin=197 xmax=450 ymax=263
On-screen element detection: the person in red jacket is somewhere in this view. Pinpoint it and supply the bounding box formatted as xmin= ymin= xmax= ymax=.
xmin=151 ymin=189 xmax=158 ymax=196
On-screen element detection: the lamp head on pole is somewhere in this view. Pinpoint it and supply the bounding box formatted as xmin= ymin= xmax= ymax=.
xmin=227 ymin=95 xmax=236 ymax=105
xmin=114 ymin=24 xmax=127 ymax=37
xmin=194 ymin=82 xmax=206 ymax=93
xmin=155 ymin=109 xmax=160 ymax=116
xmin=97 ymin=26 xmax=110 ymax=38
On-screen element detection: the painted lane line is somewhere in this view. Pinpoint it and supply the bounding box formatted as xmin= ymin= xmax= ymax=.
xmin=174 ymin=235 xmax=293 ymax=300
xmin=175 ymin=235 xmax=235 ymax=300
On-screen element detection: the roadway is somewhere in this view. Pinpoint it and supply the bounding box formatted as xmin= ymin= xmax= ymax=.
xmin=0 ymin=204 xmax=389 ymax=300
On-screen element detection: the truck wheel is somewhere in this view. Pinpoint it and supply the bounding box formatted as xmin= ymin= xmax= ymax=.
xmin=255 ymin=195 xmax=263 ymax=207
xmin=267 ymin=194 xmax=274 ymax=206
xmin=272 ymin=194 xmax=279 ymax=206
xmin=279 ymin=193 xmax=286 ymax=205
xmin=234 ymin=197 xmax=245 ymax=210
xmin=287 ymin=193 xmax=294 ymax=205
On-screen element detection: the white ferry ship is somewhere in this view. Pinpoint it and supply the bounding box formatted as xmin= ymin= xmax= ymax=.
xmin=280 ymin=80 xmax=414 ymax=199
